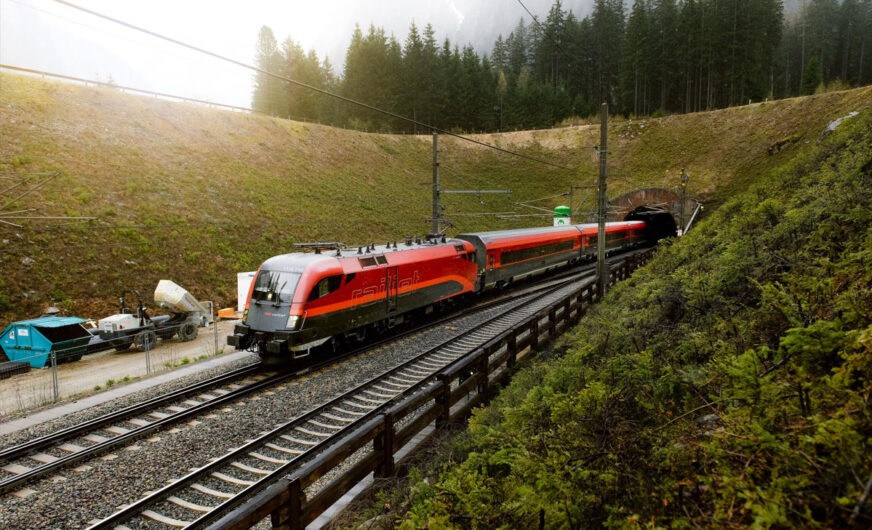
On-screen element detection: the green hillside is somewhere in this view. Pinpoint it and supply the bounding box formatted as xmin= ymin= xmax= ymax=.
xmin=371 ymin=105 xmax=872 ymax=527
xmin=0 ymin=72 xmax=869 ymax=322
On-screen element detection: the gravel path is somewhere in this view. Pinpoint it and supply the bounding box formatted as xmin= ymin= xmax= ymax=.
xmin=0 ymin=301 xmax=515 ymax=529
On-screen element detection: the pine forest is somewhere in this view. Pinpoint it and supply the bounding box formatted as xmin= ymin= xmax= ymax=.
xmin=252 ymin=0 xmax=872 ymax=132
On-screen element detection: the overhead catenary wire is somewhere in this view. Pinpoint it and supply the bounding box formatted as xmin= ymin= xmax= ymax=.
xmin=50 ymin=0 xmax=575 ymax=172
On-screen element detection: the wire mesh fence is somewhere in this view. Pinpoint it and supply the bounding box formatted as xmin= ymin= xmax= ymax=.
xmin=0 ymin=314 xmax=230 ymax=416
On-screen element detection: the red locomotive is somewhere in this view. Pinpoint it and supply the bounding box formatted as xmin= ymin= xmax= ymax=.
xmin=228 ymin=221 xmax=647 ymax=364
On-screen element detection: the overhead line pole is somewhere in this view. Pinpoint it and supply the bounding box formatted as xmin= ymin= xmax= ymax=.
xmin=596 ymin=102 xmax=609 ymax=298
xmin=432 ymin=132 xmax=440 ymax=234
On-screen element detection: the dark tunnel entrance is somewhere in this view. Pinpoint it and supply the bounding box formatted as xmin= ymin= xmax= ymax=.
xmin=625 ymin=206 xmax=677 ymax=242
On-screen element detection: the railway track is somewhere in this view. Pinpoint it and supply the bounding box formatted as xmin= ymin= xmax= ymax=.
xmin=89 ymin=272 xmax=598 ymax=529
xmin=0 ymin=364 xmax=281 ymax=495
xmin=0 ymin=262 xmax=600 ymax=499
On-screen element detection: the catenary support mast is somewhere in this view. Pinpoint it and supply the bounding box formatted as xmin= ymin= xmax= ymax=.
xmin=596 ymin=102 xmax=609 ymax=297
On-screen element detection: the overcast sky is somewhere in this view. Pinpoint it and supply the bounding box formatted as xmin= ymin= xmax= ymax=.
xmin=1 ymin=0 xmax=597 ymax=108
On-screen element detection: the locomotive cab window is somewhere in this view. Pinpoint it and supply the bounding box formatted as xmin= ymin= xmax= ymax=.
xmin=308 ymin=275 xmax=343 ymax=301
xmin=251 ymin=271 xmax=301 ymax=303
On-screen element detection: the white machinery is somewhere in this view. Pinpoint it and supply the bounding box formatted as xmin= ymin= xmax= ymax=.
xmin=91 ymin=281 xmax=213 ymax=352
xmin=154 ymin=280 xmax=213 ymax=327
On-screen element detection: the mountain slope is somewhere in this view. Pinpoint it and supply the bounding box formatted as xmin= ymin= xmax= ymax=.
xmin=385 ymin=101 xmax=872 ymax=529
xmin=0 ymin=72 xmax=869 ymax=320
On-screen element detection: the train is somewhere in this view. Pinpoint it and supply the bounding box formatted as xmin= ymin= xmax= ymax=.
xmin=228 ymin=221 xmax=648 ymax=364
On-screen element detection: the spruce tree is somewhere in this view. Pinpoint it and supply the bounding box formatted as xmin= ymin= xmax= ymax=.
xmin=801 ymin=55 xmax=822 ymax=94
xmin=253 ymin=26 xmax=283 ymax=116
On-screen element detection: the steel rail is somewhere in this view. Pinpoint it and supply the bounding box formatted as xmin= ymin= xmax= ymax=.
xmin=0 ymin=265 xmax=593 ymax=496
xmin=88 ymin=274 xmax=597 ymax=529
xmin=0 ymin=363 xmax=260 ymax=464
xmin=0 ymin=368 xmax=288 ymax=494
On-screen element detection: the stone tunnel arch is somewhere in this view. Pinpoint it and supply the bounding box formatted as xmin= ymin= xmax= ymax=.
xmin=607 ymin=187 xmax=698 ymax=241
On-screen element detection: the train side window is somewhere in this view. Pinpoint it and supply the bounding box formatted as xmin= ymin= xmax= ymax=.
xmin=345 ymin=273 xmax=356 ymax=284
xmin=466 ymin=252 xmax=476 ymax=263
xmin=588 ymin=236 xmax=597 ymax=246
xmin=500 ymin=240 xmax=574 ymax=265
xmin=375 ymin=255 xmax=388 ymax=265
xmin=359 ymin=257 xmax=377 ymax=267
xmin=488 ymin=254 xmax=495 ymax=269
xmin=308 ymin=274 xmax=343 ymax=301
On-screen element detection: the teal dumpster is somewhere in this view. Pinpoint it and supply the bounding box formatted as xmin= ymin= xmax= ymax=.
xmin=0 ymin=316 xmax=92 ymax=368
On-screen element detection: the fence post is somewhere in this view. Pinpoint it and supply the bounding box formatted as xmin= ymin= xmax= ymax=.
xmin=271 ymin=478 xmax=304 ymax=530
xmin=50 ymin=350 xmax=59 ymax=402
xmin=436 ymin=375 xmax=451 ymax=428
xmin=507 ymin=333 xmax=517 ymax=369
xmin=144 ymin=330 xmax=151 ymax=375
xmin=213 ymin=303 xmax=219 ymax=356
xmin=477 ymin=355 xmax=489 ymax=395
xmin=374 ymin=412 xmax=395 ymax=478
xmin=530 ymin=319 xmax=540 ymax=350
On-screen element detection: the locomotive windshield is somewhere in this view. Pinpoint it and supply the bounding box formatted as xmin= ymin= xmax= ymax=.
xmin=251 ymin=270 xmax=301 ymax=304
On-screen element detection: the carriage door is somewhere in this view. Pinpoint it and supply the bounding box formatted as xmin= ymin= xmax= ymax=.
xmin=386 ymin=266 xmax=399 ymax=312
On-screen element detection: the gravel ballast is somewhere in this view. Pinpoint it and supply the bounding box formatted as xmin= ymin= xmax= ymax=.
xmin=0 ymin=300 xmax=518 ymax=529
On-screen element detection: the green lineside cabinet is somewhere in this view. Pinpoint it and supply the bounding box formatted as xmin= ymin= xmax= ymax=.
xmin=553 ymin=205 xmax=571 ymax=226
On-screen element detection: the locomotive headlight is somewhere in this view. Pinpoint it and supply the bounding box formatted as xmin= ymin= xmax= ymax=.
xmin=242 ymin=308 xmax=248 ymax=323
xmin=286 ymin=315 xmax=300 ymax=330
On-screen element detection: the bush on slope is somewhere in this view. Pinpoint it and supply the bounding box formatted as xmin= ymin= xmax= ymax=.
xmin=396 ymin=110 xmax=872 ymax=528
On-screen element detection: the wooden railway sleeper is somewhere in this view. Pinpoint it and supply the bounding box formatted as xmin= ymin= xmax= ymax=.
xmin=363 ymin=389 xmax=397 ymax=399
xmin=351 ymin=395 xmax=386 ymax=405
xmin=295 ymin=427 xmax=332 ymax=438
xmin=378 ymin=380 xmax=408 ymax=389
xmin=167 ymin=495 xmax=212 ymax=513
xmin=341 ymin=400 xmax=377 ymax=411
xmin=263 ymin=443 xmax=304 ymax=456
xmin=191 ymin=483 xmax=234 ymax=499
xmin=141 ymin=509 xmax=190 ymax=527
xmin=212 ymin=472 xmax=255 ymax=486
xmin=249 ymin=451 xmax=291 ymax=465
xmin=309 ymin=420 xmax=343 ymax=431
xmin=280 ymin=435 xmax=318 ymax=446
xmin=230 ymin=461 xmax=272 ymax=476
xmin=321 ymin=412 xmax=355 ymax=423
xmin=332 ymin=406 xmax=366 ymax=417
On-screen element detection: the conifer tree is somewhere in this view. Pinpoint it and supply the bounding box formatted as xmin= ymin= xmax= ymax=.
xmin=252 ymin=26 xmax=283 ymax=115
xmin=801 ymin=55 xmax=822 ymax=94
xmin=620 ymin=0 xmax=650 ymax=116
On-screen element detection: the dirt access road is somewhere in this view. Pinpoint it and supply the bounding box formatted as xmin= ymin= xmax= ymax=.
xmin=0 ymin=320 xmax=240 ymax=416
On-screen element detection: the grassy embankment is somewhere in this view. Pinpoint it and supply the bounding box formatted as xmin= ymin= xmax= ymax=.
xmin=358 ymin=106 xmax=872 ymax=527
xmin=0 ymin=71 xmax=869 ymax=325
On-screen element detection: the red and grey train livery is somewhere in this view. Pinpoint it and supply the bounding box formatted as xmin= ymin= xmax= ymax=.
xmin=228 ymin=220 xmax=647 ymax=363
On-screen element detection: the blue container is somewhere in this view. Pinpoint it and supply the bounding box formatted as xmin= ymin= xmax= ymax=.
xmin=0 ymin=316 xmax=92 ymax=368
